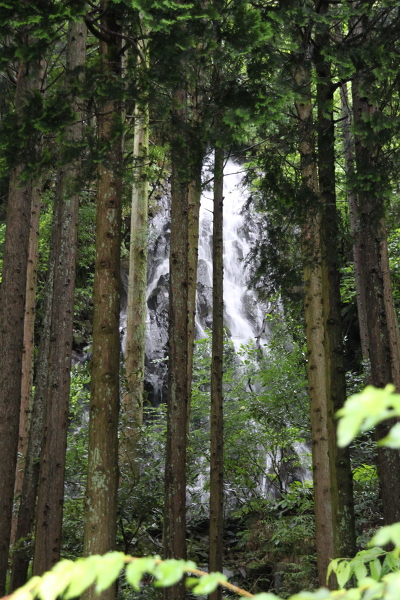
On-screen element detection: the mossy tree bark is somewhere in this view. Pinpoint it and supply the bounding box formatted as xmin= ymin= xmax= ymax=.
xmin=0 ymin=54 xmax=44 ymax=595
xmin=83 ymin=4 xmax=122 ymax=600
xmin=32 ymin=18 xmax=87 ymax=576
xmin=209 ymin=146 xmax=224 ymax=600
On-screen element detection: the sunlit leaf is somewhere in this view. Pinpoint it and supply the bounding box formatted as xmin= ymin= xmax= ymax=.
xmin=369 ymin=558 xmax=381 ymax=581
xmin=189 ymin=572 xmax=226 ymax=595
xmin=95 ymin=552 xmax=125 ymax=592
xmin=153 ymin=559 xmax=188 ymax=587
xmin=378 ymin=422 xmax=400 ymax=448
xmin=125 ymin=557 xmax=157 ymax=591
xmin=370 ymin=524 xmax=400 ymax=549
xmin=336 ymin=561 xmax=351 ymax=589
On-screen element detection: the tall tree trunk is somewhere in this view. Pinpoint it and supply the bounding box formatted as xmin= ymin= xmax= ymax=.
xmin=10 ymin=201 xmax=58 ymax=589
xmin=0 ymin=55 xmax=43 ymax=596
xmin=314 ymin=31 xmax=356 ymax=559
xmin=186 ymin=161 xmax=202 ymax=433
xmin=123 ymin=36 xmax=149 ymax=473
xmin=11 ymin=180 xmax=41 ymax=548
xmin=163 ymin=87 xmax=189 ymax=600
xmin=209 ymin=146 xmax=224 ymax=600
xmin=32 ymin=19 xmax=87 ymax=576
xmin=340 ymin=82 xmax=370 ymax=362
xmin=83 ymin=5 xmax=122 ymax=600
xmin=186 ymin=75 xmax=204 ymax=432
xmin=295 ymin=57 xmax=335 ymax=586
xmin=352 ymin=76 xmax=400 ymax=525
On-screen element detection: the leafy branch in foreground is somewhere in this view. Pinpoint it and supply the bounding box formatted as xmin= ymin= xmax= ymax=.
xmin=7 ymin=386 xmax=400 ymax=600
xmin=7 ymin=554 xmax=257 ymax=600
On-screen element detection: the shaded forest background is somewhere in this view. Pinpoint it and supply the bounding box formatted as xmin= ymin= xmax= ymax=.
xmin=1 ymin=0 xmax=400 ymax=598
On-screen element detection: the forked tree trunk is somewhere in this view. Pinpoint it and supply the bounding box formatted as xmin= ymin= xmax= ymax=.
xmin=0 ymin=55 xmax=43 ymax=596
xmin=123 ymin=38 xmax=149 ymax=472
xmin=209 ymin=146 xmax=224 ymax=600
xmin=314 ymin=33 xmax=356 ymax=559
xmin=163 ymin=87 xmax=189 ymax=600
xmin=32 ymin=19 xmax=87 ymax=576
xmin=83 ymin=5 xmax=122 ymax=600
xmin=352 ymin=76 xmax=400 ymax=525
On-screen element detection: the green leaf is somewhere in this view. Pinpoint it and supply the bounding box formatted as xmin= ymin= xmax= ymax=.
xmin=153 ymin=559 xmax=188 ymax=587
xmin=370 ymin=524 xmax=400 ymax=549
xmin=383 ymin=552 xmax=400 ymax=573
xmin=38 ymin=561 xmax=74 ymax=600
xmin=64 ymin=556 xmax=99 ymax=599
xmin=352 ymin=561 xmax=368 ymax=583
xmin=378 ymin=422 xmax=400 ymax=448
xmin=125 ymin=557 xmax=157 ymax=591
xmin=252 ymin=594 xmax=281 ymax=600
xmin=337 ymin=385 xmax=400 ymax=447
xmin=12 ymin=577 xmax=42 ymax=600
xmin=326 ymin=559 xmax=338 ymax=584
xmin=362 ymin=581 xmax=384 ymax=600
xmin=336 ymin=561 xmax=351 ymax=589
xmin=188 ymin=572 xmax=226 ymax=595
xmin=95 ymin=552 xmax=125 ymax=592
xmin=369 ymin=558 xmax=381 ymax=581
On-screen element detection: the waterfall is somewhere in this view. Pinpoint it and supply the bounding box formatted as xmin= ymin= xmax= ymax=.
xmin=197 ymin=161 xmax=268 ymax=349
xmin=143 ymin=160 xmax=268 ymax=404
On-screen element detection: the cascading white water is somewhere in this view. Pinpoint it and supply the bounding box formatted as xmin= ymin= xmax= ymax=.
xmin=141 ymin=159 xmax=268 ymax=405
xmin=197 ymin=161 xmax=267 ymax=348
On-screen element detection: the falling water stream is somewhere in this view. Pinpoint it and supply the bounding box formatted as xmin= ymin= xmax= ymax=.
xmin=141 ymin=160 xmax=269 ymax=404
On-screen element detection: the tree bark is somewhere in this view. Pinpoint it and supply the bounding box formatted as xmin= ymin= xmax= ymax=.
xmin=340 ymin=82 xmax=370 ymax=362
xmin=352 ymin=76 xmax=400 ymax=525
xmin=314 ymin=32 xmax=356 ymax=560
xmin=163 ymin=87 xmax=189 ymax=600
xmin=10 ymin=209 xmax=57 ymax=590
xmin=209 ymin=146 xmax=224 ymax=600
xmin=0 ymin=55 xmax=43 ymax=596
xmin=83 ymin=4 xmax=122 ymax=600
xmin=186 ymin=162 xmax=202 ymax=433
xmin=32 ymin=18 xmax=87 ymax=576
xmin=123 ymin=36 xmax=149 ymax=473
xmin=11 ymin=179 xmax=41 ymax=549
xmin=295 ymin=57 xmax=335 ymax=586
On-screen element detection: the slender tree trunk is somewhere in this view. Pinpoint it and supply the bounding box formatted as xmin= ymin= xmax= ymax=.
xmin=340 ymin=82 xmax=370 ymax=362
xmin=186 ymin=161 xmax=202 ymax=432
xmin=11 ymin=180 xmax=41 ymax=548
xmin=83 ymin=5 xmax=122 ymax=600
xmin=32 ymin=19 xmax=87 ymax=575
xmin=186 ymin=76 xmax=204 ymax=431
xmin=352 ymin=76 xmax=400 ymax=525
xmin=123 ymin=37 xmax=149 ymax=472
xmin=314 ymin=35 xmax=356 ymax=559
xmin=10 ymin=208 xmax=58 ymax=590
xmin=0 ymin=55 xmax=43 ymax=596
xmin=163 ymin=87 xmax=189 ymax=600
xmin=295 ymin=57 xmax=335 ymax=586
xmin=209 ymin=146 xmax=224 ymax=600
